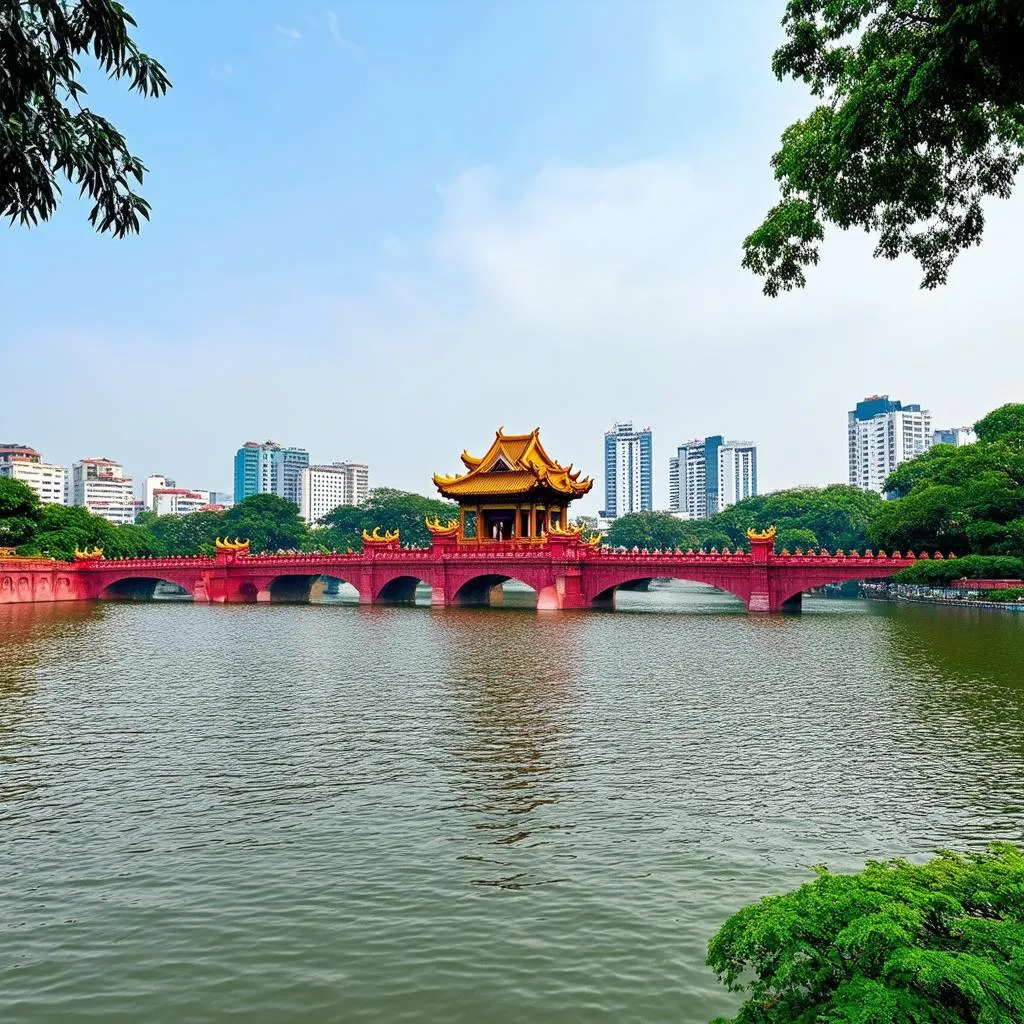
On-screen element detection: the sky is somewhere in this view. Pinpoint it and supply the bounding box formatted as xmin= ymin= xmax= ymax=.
xmin=2 ymin=0 xmax=1022 ymax=514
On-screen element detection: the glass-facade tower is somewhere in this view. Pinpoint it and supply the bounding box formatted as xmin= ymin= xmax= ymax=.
xmin=602 ymin=422 xmax=653 ymax=519
xmin=233 ymin=441 xmax=309 ymax=505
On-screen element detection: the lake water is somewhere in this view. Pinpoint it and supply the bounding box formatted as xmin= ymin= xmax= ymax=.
xmin=2 ymin=585 xmax=1023 ymax=1022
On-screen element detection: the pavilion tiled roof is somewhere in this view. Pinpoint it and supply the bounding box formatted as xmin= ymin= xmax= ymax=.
xmin=433 ymin=428 xmax=593 ymax=501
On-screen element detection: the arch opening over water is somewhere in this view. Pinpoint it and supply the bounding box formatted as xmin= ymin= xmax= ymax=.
xmin=263 ymin=574 xmax=360 ymax=604
xmin=452 ymin=575 xmax=538 ymax=610
xmin=376 ymin=576 xmax=433 ymax=606
xmin=315 ymin=575 xmax=361 ymax=605
xmin=593 ymin=577 xmax=747 ymax=613
xmin=100 ymin=577 xmax=193 ymax=601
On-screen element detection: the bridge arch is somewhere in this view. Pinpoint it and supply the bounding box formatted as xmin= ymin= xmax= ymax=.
xmin=375 ymin=574 xmax=434 ymax=605
xmin=451 ymin=573 xmax=540 ymax=609
xmin=769 ymin=566 xmax=895 ymax=614
xmin=259 ymin=573 xmax=361 ymax=604
xmin=586 ymin=571 xmax=751 ymax=611
xmin=99 ymin=576 xmax=194 ymax=601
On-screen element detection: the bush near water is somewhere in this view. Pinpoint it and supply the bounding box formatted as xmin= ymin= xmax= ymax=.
xmin=706 ymin=845 xmax=1024 ymax=1024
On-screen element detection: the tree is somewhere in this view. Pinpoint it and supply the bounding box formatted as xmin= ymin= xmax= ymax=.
xmin=145 ymin=509 xmax=225 ymax=555
xmin=606 ymin=512 xmax=693 ymax=551
xmin=975 ymin=403 xmax=1024 ymax=446
xmin=745 ymin=2 xmax=1024 ymax=296
xmin=0 ymin=476 xmax=43 ymax=546
xmin=317 ymin=488 xmax=458 ymax=551
xmin=15 ymin=503 xmax=160 ymax=559
xmin=2 ymin=0 xmax=170 ymax=236
xmin=874 ymin=405 xmax=1024 ymax=561
xmin=220 ymin=494 xmax=308 ymax=553
xmin=707 ymin=844 xmax=1024 ymax=1024
xmin=695 ymin=486 xmax=883 ymax=552
xmin=775 ymin=526 xmax=818 ymax=553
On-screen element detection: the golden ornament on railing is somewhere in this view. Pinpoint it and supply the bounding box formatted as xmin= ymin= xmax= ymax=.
xmin=584 ymin=533 xmax=603 ymax=549
xmin=546 ymin=523 xmax=583 ymax=538
xmin=424 ymin=516 xmax=460 ymax=536
xmin=745 ymin=526 xmax=777 ymax=542
xmin=362 ymin=526 xmax=400 ymax=543
xmin=73 ymin=546 xmax=105 ymax=560
xmin=214 ymin=537 xmax=250 ymax=552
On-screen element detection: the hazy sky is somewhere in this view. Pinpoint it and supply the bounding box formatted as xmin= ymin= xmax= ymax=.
xmin=3 ymin=0 xmax=1021 ymax=513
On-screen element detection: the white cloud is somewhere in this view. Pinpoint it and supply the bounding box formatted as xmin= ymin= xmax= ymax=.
xmin=275 ymin=25 xmax=302 ymax=43
xmin=7 ymin=162 xmax=1021 ymax=511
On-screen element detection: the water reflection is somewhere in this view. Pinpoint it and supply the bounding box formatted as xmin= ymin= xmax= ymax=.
xmin=875 ymin=602 xmax=1024 ymax=691
xmin=0 ymin=602 xmax=101 ymax=688
xmin=433 ymin=610 xmax=586 ymax=889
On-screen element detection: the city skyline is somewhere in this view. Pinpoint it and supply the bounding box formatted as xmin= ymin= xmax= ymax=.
xmin=2 ymin=1 xmax=1019 ymax=516
xmin=4 ymin=384 xmax=985 ymax=521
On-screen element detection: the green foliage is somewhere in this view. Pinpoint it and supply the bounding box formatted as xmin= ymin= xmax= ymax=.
xmin=701 ymin=486 xmax=882 ymax=552
xmin=0 ymin=477 xmax=43 ymax=546
xmin=606 ymin=512 xmax=695 ymax=551
xmin=15 ymin=503 xmax=160 ymax=560
xmin=975 ymin=404 xmax=1024 ymax=446
xmin=894 ymin=555 xmax=1024 ymax=587
xmin=2 ymin=0 xmax=171 ymax=236
xmin=145 ymin=510 xmax=225 ymax=555
xmin=707 ymin=844 xmax=1024 ymax=1024
xmin=606 ymin=487 xmax=881 ymax=553
xmin=775 ymin=527 xmax=818 ymax=553
xmin=317 ymin=488 xmax=458 ymax=551
xmin=219 ymin=494 xmax=308 ymax=553
xmin=875 ymin=409 xmax=1024 ymax=558
xmin=983 ymin=588 xmax=1024 ymax=604
xmin=746 ymin=2 xmax=1024 ymax=295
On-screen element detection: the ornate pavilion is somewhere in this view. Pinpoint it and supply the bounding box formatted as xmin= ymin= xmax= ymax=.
xmin=432 ymin=428 xmax=593 ymax=543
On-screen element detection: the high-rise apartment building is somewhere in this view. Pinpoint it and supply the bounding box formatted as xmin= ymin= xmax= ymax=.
xmin=299 ymin=462 xmax=370 ymax=524
xmin=233 ymin=441 xmax=309 ymax=505
xmin=602 ymin=422 xmax=652 ymax=519
xmin=669 ymin=436 xmax=757 ymax=519
xmin=848 ymin=396 xmax=932 ymax=494
xmin=0 ymin=444 xmax=67 ymax=505
xmin=72 ymin=458 xmax=135 ymax=524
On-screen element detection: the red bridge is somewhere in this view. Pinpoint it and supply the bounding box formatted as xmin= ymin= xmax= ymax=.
xmin=0 ymin=530 xmax=944 ymax=613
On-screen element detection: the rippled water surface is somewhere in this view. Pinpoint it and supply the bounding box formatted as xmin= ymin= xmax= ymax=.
xmin=2 ymin=587 xmax=1024 ymax=1022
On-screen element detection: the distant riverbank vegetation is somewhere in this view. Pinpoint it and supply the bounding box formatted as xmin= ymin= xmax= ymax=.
xmin=0 ymin=484 xmax=457 ymax=561
xmin=1 ymin=403 xmax=1021 ymax=568
xmin=605 ymin=403 xmax=1024 ymax=585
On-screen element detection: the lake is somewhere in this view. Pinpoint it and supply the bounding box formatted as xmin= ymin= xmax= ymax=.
xmin=2 ymin=585 xmax=1023 ymax=1022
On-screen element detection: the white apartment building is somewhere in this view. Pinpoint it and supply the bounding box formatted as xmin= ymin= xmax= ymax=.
xmin=0 ymin=460 xmax=67 ymax=505
xmin=152 ymin=488 xmax=211 ymax=517
xmin=602 ymin=422 xmax=653 ymax=518
xmin=669 ymin=436 xmax=758 ymax=518
xmin=72 ymin=458 xmax=136 ymax=524
xmin=299 ymin=462 xmax=369 ymax=524
xmin=848 ymin=396 xmax=932 ymax=494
